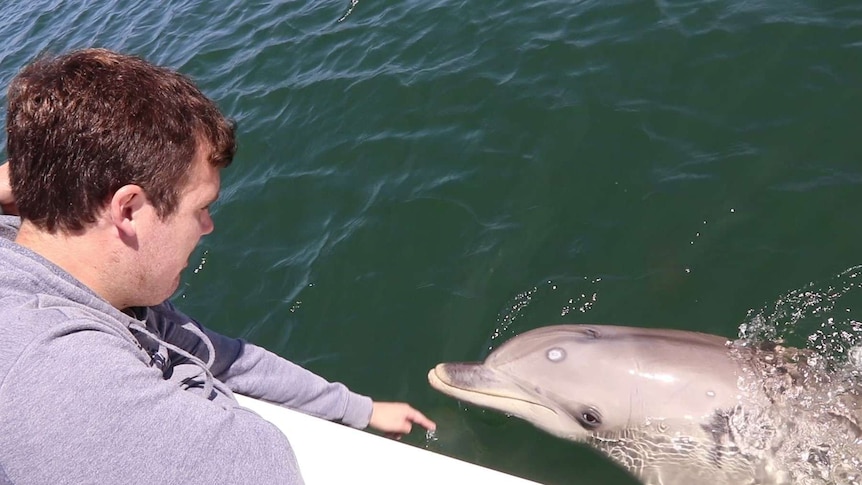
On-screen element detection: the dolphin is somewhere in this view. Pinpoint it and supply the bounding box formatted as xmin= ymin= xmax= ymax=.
xmin=428 ymin=324 xmax=862 ymax=485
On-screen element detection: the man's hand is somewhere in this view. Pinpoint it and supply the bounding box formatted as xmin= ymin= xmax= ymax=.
xmin=368 ymin=402 xmax=437 ymax=440
xmin=0 ymin=163 xmax=17 ymax=215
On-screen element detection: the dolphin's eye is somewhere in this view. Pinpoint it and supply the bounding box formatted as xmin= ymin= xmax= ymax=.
xmin=583 ymin=328 xmax=600 ymax=339
xmin=576 ymin=408 xmax=602 ymax=429
xmin=546 ymin=347 xmax=566 ymax=362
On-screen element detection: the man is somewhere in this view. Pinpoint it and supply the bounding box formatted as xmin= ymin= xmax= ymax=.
xmin=0 ymin=49 xmax=435 ymax=484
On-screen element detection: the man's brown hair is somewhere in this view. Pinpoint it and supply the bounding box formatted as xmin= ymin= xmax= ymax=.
xmin=5 ymin=48 xmax=235 ymax=232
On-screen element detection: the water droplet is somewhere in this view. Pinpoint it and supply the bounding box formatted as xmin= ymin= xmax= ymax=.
xmin=423 ymin=429 xmax=439 ymax=449
xmin=849 ymin=346 xmax=862 ymax=369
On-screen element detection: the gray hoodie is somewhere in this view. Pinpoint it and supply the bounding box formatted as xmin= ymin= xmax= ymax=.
xmin=0 ymin=215 xmax=373 ymax=484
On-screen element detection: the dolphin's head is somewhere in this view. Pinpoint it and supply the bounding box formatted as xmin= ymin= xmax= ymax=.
xmin=429 ymin=324 xmax=743 ymax=442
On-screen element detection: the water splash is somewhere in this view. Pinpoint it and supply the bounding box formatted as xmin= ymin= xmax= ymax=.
xmin=560 ymin=278 xmax=601 ymax=316
xmin=192 ymin=250 xmax=209 ymax=274
xmin=739 ymin=265 xmax=862 ymax=365
xmin=487 ymin=276 xmax=603 ymax=352
xmin=423 ymin=428 xmax=439 ymax=449
xmin=488 ymin=285 xmax=537 ymax=349
xmin=336 ymin=0 xmax=359 ymax=23
xmin=730 ymin=266 xmax=862 ymax=484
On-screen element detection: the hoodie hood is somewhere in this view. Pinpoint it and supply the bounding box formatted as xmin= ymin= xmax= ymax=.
xmin=0 ymin=215 xmax=216 ymax=398
xmin=0 ymin=216 xmax=140 ymax=333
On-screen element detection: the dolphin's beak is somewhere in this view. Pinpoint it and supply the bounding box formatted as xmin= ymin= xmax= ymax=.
xmin=428 ymin=363 xmax=557 ymax=418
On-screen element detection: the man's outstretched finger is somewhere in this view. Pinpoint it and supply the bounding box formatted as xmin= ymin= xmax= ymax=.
xmin=408 ymin=409 xmax=437 ymax=431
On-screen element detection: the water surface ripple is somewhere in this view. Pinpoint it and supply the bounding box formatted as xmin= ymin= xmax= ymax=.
xmin=3 ymin=1 xmax=862 ymax=483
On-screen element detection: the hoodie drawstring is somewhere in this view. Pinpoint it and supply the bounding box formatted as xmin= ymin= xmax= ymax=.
xmin=129 ymin=321 xmax=216 ymax=399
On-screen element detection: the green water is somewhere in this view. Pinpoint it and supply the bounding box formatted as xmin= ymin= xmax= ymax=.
xmin=4 ymin=1 xmax=862 ymax=483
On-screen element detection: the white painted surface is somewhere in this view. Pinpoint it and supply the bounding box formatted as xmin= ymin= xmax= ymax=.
xmin=236 ymin=395 xmax=541 ymax=484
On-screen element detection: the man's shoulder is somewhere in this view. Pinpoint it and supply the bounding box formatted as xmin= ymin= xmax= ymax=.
xmin=1 ymin=291 xmax=126 ymax=326
xmin=0 ymin=294 xmax=136 ymax=365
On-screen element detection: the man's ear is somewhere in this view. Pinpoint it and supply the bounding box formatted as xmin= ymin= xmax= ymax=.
xmin=109 ymin=185 xmax=148 ymax=239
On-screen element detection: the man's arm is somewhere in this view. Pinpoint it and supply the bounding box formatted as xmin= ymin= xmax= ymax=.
xmin=150 ymin=301 xmax=436 ymax=435
xmin=148 ymin=301 xmax=373 ymax=426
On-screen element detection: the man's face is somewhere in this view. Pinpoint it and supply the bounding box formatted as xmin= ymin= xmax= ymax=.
xmin=136 ymin=149 xmax=220 ymax=306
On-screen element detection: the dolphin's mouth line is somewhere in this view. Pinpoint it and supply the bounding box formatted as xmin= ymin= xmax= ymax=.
xmin=428 ymin=367 xmax=559 ymax=417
